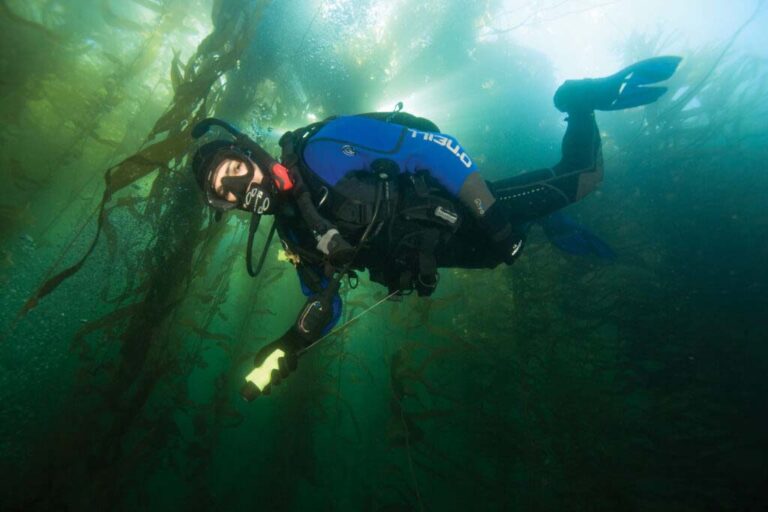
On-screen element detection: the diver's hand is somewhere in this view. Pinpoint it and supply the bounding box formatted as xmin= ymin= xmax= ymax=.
xmin=240 ymin=288 xmax=338 ymax=401
xmin=317 ymin=229 xmax=355 ymax=266
xmin=240 ymin=330 xmax=302 ymax=401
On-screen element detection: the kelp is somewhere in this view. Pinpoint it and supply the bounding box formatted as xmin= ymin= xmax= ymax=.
xmin=656 ymin=0 xmax=765 ymax=125
xmin=1 ymin=6 xmax=159 ymax=248
xmin=3 ymin=1 xmax=767 ymax=510
xmin=100 ymin=0 xmax=150 ymax=33
xmin=0 ymin=1 xmax=66 ymax=44
xmin=170 ymin=48 xmax=184 ymax=92
xmin=18 ymin=0 xmax=268 ymax=317
xmin=6 ymin=1 xmax=273 ymax=508
xmin=9 ymin=160 xmax=51 ymax=191
xmin=0 ymin=202 xmax=33 ymax=240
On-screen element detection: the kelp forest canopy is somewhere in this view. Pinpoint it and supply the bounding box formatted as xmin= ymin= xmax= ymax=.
xmin=1 ymin=0 xmax=767 ymax=511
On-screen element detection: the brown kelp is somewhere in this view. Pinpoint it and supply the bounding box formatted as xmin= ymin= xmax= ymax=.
xmin=6 ymin=0 xmax=271 ymax=508
xmin=2 ymin=1 xmax=767 ymax=510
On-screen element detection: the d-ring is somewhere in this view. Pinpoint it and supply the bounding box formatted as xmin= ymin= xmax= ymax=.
xmin=318 ymin=186 xmax=329 ymax=207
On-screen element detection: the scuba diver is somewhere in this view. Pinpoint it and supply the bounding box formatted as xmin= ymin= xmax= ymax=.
xmin=190 ymin=56 xmax=682 ymax=401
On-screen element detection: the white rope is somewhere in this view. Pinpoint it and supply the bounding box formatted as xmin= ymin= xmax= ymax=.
xmin=297 ymin=290 xmax=400 ymax=356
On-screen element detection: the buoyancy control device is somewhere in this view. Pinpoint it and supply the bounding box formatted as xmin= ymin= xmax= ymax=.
xmin=279 ymin=111 xmax=465 ymax=296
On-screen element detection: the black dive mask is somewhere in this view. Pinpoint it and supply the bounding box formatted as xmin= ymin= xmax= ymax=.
xmin=206 ymin=149 xmax=276 ymax=214
xmin=219 ymin=167 xmax=253 ymax=200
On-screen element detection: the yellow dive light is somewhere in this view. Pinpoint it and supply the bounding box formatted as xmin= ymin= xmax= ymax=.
xmin=241 ymin=348 xmax=285 ymax=400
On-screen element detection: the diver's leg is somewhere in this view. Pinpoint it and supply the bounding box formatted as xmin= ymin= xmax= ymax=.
xmin=491 ymin=56 xmax=681 ymax=222
xmin=490 ymin=112 xmax=602 ymax=223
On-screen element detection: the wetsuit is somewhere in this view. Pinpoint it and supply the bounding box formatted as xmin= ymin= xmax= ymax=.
xmin=281 ymin=114 xmax=513 ymax=337
xmin=302 ymin=115 xmax=497 ymax=220
xmin=242 ymin=56 xmax=681 ymax=399
xmin=491 ymin=112 xmax=602 ymax=222
xmin=280 ymin=112 xmax=602 ymax=339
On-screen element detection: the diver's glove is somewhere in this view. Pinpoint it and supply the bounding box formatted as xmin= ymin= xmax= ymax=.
xmin=316 ymin=229 xmax=356 ymax=267
xmin=240 ymin=283 xmax=339 ymax=401
xmin=554 ymin=56 xmax=682 ymax=114
xmin=240 ymin=330 xmax=302 ymax=401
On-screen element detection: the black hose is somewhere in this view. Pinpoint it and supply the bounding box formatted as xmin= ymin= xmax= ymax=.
xmin=247 ymin=216 xmax=277 ymax=277
xmin=321 ymin=179 xmax=384 ymax=294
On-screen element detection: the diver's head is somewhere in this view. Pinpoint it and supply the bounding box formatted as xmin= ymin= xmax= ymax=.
xmin=191 ymin=141 xmax=273 ymax=214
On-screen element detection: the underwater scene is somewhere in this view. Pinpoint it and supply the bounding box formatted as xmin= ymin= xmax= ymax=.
xmin=1 ymin=0 xmax=767 ymax=510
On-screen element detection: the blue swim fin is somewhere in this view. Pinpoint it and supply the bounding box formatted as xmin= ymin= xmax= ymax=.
xmin=554 ymin=56 xmax=683 ymax=113
xmin=541 ymin=212 xmax=616 ymax=260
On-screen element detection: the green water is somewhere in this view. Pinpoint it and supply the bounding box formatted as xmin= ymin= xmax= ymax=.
xmin=1 ymin=1 xmax=767 ymax=510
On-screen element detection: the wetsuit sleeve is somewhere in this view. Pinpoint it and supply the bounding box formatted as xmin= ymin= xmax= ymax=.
xmin=489 ymin=112 xmax=603 ymax=223
xmin=296 ymin=264 xmax=342 ymax=335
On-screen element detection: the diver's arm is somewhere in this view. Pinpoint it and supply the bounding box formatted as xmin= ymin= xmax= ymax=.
xmin=290 ymin=266 xmax=343 ymax=346
xmin=240 ymin=264 xmax=342 ymax=401
xmin=489 ymin=112 xmax=603 ymax=223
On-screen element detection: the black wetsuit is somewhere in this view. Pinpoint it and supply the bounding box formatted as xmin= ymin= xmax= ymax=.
xmin=428 ymin=112 xmax=602 ymax=269
xmin=493 ymin=112 xmax=602 ymax=222
xmin=254 ymin=110 xmax=603 ymax=353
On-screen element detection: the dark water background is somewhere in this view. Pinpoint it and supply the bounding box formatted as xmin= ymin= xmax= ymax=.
xmin=1 ymin=1 xmax=767 ymax=510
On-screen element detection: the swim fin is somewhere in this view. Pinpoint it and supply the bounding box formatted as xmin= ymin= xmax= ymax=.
xmin=541 ymin=212 xmax=615 ymax=260
xmin=554 ymin=56 xmax=683 ymax=113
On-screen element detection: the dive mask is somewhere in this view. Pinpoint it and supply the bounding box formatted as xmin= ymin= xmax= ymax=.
xmin=204 ymin=148 xmax=276 ymax=214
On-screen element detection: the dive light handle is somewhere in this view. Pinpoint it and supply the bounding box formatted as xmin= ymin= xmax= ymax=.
xmin=240 ymin=273 xmax=345 ymax=401
xmin=241 ymin=346 xmax=285 ymax=401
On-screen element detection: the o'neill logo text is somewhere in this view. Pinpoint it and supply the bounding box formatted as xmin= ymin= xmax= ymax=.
xmin=407 ymin=129 xmax=473 ymax=169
